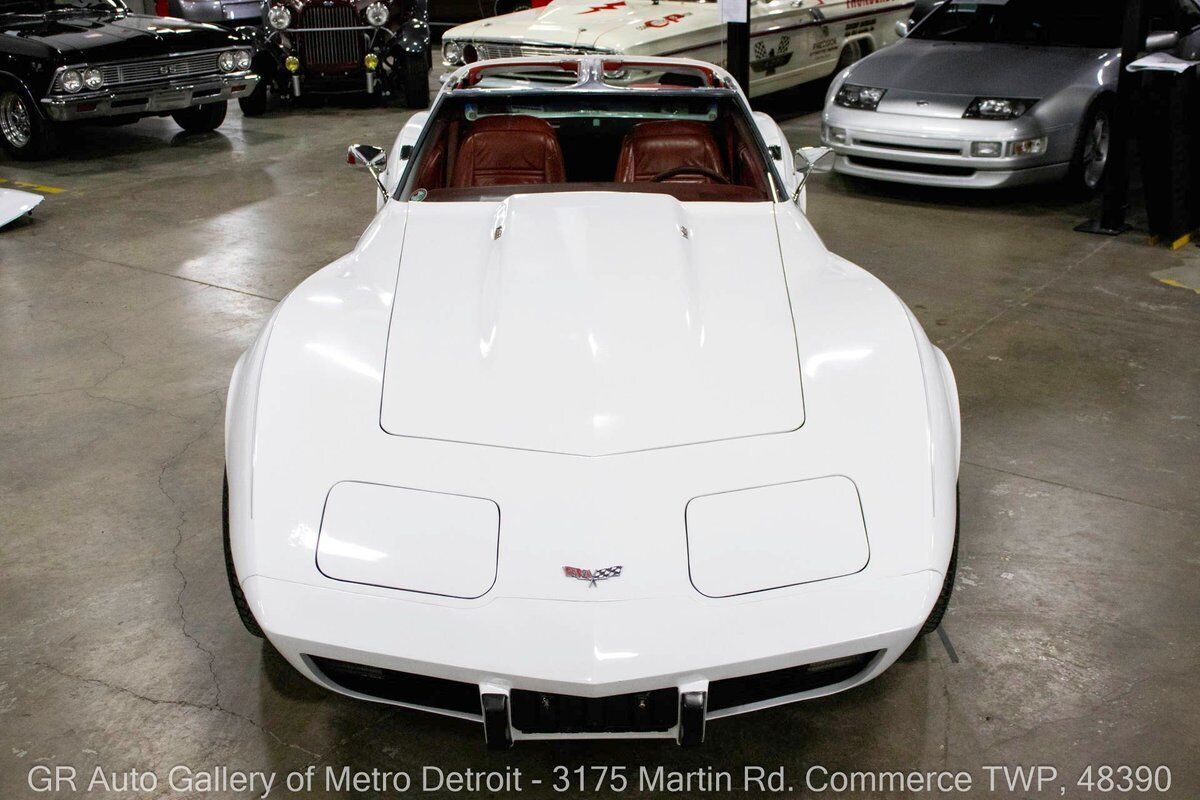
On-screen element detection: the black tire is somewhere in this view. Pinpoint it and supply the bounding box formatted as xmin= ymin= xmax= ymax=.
xmin=918 ymin=485 xmax=960 ymax=636
xmin=402 ymin=52 xmax=430 ymax=109
xmin=1066 ymin=98 xmax=1113 ymax=195
xmin=0 ymin=85 xmax=58 ymax=160
xmin=833 ymin=39 xmax=865 ymax=75
xmin=171 ymin=100 xmax=228 ymax=133
xmin=223 ymin=472 xmax=265 ymax=638
xmin=238 ymin=80 xmax=269 ymax=117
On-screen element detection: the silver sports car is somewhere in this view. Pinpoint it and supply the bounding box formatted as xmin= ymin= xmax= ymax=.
xmin=822 ymin=0 xmax=1200 ymax=190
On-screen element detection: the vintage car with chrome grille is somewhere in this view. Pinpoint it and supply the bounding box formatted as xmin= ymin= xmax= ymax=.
xmin=439 ymin=0 xmax=913 ymax=97
xmin=243 ymin=0 xmax=430 ymax=113
xmin=0 ymin=0 xmax=256 ymax=159
xmin=222 ymin=55 xmax=962 ymax=747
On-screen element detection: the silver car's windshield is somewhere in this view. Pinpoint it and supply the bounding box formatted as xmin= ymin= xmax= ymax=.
xmin=911 ymin=0 xmax=1124 ymax=48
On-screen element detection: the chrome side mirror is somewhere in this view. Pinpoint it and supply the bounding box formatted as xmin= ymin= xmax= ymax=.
xmin=1145 ymin=31 xmax=1180 ymax=52
xmin=347 ymin=143 xmax=390 ymax=201
xmin=792 ymin=146 xmax=833 ymax=203
xmin=894 ymin=19 xmax=910 ymax=38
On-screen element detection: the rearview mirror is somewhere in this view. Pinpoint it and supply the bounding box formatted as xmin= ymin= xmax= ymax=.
xmin=347 ymin=143 xmax=390 ymax=201
xmin=894 ymin=19 xmax=910 ymax=38
xmin=1145 ymin=31 xmax=1180 ymax=52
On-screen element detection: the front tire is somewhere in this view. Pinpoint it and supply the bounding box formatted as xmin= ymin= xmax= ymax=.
xmin=918 ymin=485 xmax=960 ymax=636
xmin=238 ymin=81 xmax=269 ymax=117
xmin=0 ymin=87 xmax=57 ymax=161
xmin=1067 ymin=100 xmax=1112 ymax=194
xmin=402 ymin=52 xmax=430 ymax=109
xmin=223 ymin=472 xmax=265 ymax=639
xmin=172 ymin=100 xmax=228 ymax=133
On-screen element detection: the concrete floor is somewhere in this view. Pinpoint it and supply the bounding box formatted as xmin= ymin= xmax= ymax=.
xmin=2 ymin=84 xmax=1198 ymax=799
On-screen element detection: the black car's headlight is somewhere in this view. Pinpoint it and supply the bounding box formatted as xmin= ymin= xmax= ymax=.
xmin=60 ymin=69 xmax=84 ymax=93
xmin=267 ymin=4 xmax=291 ymax=30
xmin=834 ymin=84 xmax=886 ymax=111
xmin=365 ymin=1 xmax=388 ymax=26
xmin=963 ymin=97 xmax=1037 ymax=120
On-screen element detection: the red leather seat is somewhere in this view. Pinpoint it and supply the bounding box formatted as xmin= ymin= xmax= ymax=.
xmin=451 ymin=115 xmax=566 ymax=188
xmin=614 ymin=120 xmax=728 ymax=184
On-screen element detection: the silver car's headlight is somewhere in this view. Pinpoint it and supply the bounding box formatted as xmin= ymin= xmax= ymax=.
xmin=834 ymin=83 xmax=886 ymax=111
xmin=443 ymin=40 xmax=464 ymax=66
xmin=365 ymin=2 xmax=388 ymax=26
xmin=963 ymin=97 xmax=1037 ymax=120
xmin=60 ymin=69 xmax=84 ymax=93
xmin=267 ymin=4 xmax=291 ymax=29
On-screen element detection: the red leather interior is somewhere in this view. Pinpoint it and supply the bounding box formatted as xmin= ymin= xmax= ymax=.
xmin=450 ymin=115 xmax=566 ymax=188
xmin=735 ymin=140 xmax=769 ymax=193
xmin=614 ymin=120 xmax=728 ymax=184
xmin=415 ymin=137 xmax=446 ymax=189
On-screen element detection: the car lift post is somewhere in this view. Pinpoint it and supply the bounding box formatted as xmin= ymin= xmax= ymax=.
xmin=725 ymin=0 xmax=751 ymax=95
xmin=1076 ymin=0 xmax=1148 ymax=236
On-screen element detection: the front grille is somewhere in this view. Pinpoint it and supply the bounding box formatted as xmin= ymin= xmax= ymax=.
xmin=296 ymin=4 xmax=366 ymax=72
xmin=510 ymin=687 xmax=678 ymax=734
xmin=847 ymin=156 xmax=976 ymax=177
xmin=57 ymin=53 xmax=222 ymax=91
xmin=471 ymin=41 xmax=599 ymax=60
xmin=707 ymin=651 xmax=881 ymax=712
xmin=309 ymin=656 xmax=482 ymax=717
xmin=856 ymin=139 xmax=964 ymax=155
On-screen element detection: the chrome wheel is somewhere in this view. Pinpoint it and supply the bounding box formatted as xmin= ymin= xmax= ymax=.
xmin=0 ymin=91 xmax=33 ymax=149
xmin=1081 ymin=112 xmax=1110 ymax=190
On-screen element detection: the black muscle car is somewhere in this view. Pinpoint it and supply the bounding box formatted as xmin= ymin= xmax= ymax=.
xmin=0 ymin=0 xmax=257 ymax=159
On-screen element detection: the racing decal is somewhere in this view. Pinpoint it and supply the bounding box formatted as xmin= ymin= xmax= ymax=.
xmin=638 ymin=11 xmax=690 ymax=29
xmin=563 ymin=565 xmax=623 ymax=586
xmin=750 ymin=36 xmax=793 ymax=75
xmin=809 ymin=31 xmax=839 ymax=58
xmin=578 ymin=1 xmax=625 ymax=12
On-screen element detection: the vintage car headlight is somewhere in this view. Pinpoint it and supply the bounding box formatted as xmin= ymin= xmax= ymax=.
xmin=60 ymin=69 xmax=84 ymax=93
xmin=267 ymin=4 xmax=291 ymax=29
xmin=365 ymin=2 xmax=388 ymax=26
xmin=442 ymin=39 xmax=463 ymax=66
xmin=218 ymin=50 xmax=237 ymax=72
xmin=82 ymin=68 xmax=104 ymax=90
xmin=234 ymin=49 xmax=252 ymax=70
xmin=963 ymin=97 xmax=1037 ymax=120
xmin=834 ymin=83 xmax=886 ymax=111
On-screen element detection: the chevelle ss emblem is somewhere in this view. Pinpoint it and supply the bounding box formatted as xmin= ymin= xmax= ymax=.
xmin=563 ymin=565 xmax=622 ymax=586
xmin=159 ymin=64 xmax=180 ymax=75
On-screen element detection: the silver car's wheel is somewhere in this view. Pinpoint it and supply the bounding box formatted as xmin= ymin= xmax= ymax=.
xmin=1081 ymin=111 xmax=1111 ymax=190
xmin=0 ymin=90 xmax=32 ymax=149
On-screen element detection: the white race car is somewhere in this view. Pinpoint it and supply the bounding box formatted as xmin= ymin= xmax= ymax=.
xmin=440 ymin=0 xmax=914 ymax=97
xmin=224 ymin=55 xmax=960 ymax=747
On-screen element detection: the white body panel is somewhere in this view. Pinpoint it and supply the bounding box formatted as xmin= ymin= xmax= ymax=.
xmin=0 ymin=188 xmax=43 ymax=228
xmin=441 ymin=0 xmax=913 ymax=97
xmin=226 ymin=57 xmax=959 ymax=741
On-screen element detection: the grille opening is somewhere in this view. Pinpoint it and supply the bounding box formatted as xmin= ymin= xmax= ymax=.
xmin=308 ymin=656 xmax=482 ymax=716
xmin=707 ymin=651 xmax=880 ymax=712
xmin=855 ymin=139 xmax=964 ymax=155
xmin=847 ymin=156 xmax=976 ymax=177
xmin=510 ymin=687 xmax=678 ymax=734
xmin=296 ymin=4 xmax=366 ymax=72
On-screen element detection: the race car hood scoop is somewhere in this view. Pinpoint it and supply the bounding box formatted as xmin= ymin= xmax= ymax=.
xmin=380 ymin=192 xmax=803 ymax=456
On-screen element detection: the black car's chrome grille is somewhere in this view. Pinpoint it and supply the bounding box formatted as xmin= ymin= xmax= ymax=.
xmin=296 ymin=4 xmax=366 ymax=71
xmin=55 ymin=52 xmax=224 ymax=91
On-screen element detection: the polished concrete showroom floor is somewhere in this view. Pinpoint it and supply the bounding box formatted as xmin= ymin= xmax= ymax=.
xmin=2 ymin=85 xmax=1198 ymax=799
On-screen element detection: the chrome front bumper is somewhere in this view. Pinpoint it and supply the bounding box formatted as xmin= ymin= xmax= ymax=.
xmin=40 ymin=72 xmax=258 ymax=122
xmin=822 ymin=106 xmax=1075 ymax=189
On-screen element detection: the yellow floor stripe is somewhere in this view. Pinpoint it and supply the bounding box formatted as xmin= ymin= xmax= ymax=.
xmin=0 ymin=177 xmax=68 ymax=194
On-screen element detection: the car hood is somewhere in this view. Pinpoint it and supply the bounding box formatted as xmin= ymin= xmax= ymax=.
xmin=379 ymin=193 xmax=805 ymax=456
xmin=4 ymin=11 xmax=240 ymax=58
xmin=447 ymin=0 xmax=712 ymax=49
xmin=847 ymin=39 xmax=1114 ymax=98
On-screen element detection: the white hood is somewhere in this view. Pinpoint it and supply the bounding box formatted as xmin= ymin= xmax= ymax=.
xmin=380 ymin=193 xmax=804 ymax=456
xmin=0 ymin=188 xmax=43 ymax=228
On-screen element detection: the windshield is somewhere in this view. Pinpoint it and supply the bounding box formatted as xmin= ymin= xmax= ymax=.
xmin=399 ymin=90 xmax=780 ymax=203
xmin=909 ymin=0 xmax=1124 ymax=48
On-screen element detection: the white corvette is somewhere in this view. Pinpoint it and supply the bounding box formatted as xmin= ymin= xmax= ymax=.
xmin=440 ymin=0 xmax=914 ymax=97
xmin=224 ymin=56 xmax=960 ymax=747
